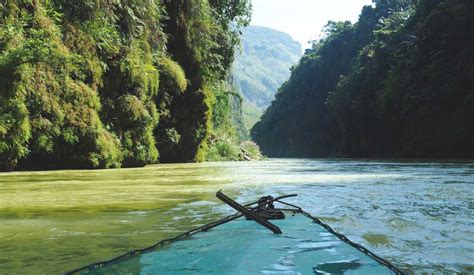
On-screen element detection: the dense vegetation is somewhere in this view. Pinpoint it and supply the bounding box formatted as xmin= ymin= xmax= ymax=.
xmin=232 ymin=26 xmax=301 ymax=130
xmin=241 ymin=99 xmax=263 ymax=132
xmin=0 ymin=0 xmax=254 ymax=171
xmin=253 ymin=0 xmax=474 ymax=158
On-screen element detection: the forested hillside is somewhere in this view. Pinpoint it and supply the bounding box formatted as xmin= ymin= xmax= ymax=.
xmin=232 ymin=26 xmax=301 ymax=130
xmin=252 ymin=0 xmax=474 ymax=158
xmin=0 ymin=0 xmax=253 ymax=171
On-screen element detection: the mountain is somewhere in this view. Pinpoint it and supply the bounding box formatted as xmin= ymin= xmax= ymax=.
xmin=252 ymin=0 xmax=474 ymax=159
xmin=232 ymin=26 xmax=301 ymax=130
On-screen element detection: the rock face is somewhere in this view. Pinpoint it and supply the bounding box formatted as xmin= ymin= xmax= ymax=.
xmin=232 ymin=26 xmax=301 ymax=130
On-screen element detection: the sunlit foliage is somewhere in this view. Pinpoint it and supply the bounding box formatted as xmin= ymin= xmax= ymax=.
xmin=0 ymin=0 xmax=252 ymax=171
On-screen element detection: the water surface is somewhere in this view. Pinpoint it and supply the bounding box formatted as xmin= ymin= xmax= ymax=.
xmin=0 ymin=159 xmax=473 ymax=274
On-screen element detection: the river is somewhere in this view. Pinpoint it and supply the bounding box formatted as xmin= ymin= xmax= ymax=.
xmin=0 ymin=159 xmax=473 ymax=274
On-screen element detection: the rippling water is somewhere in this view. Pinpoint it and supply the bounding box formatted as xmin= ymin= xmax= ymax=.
xmin=0 ymin=159 xmax=473 ymax=274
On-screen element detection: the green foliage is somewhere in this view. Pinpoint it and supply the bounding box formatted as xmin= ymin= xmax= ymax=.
xmin=158 ymin=0 xmax=252 ymax=163
xmin=1 ymin=0 xmax=251 ymax=171
xmin=205 ymin=140 xmax=241 ymax=161
xmin=210 ymin=83 xmax=239 ymax=137
xmin=153 ymin=56 xmax=188 ymax=162
xmin=253 ymin=0 xmax=474 ymax=159
xmin=0 ymin=1 xmax=123 ymax=170
xmin=240 ymin=140 xmax=264 ymax=160
xmin=324 ymin=0 xmax=473 ymax=157
xmin=253 ymin=11 xmax=375 ymax=157
xmin=242 ymin=100 xmax=263 ymax=132
xmin=158 ymin=57 xmax=187 ymax=93
xmin=204 ymin=81 xmax=248 ymax=161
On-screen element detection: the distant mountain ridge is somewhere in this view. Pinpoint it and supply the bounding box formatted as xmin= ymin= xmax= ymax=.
xmin=232 ymin=26 xmax=301 ymax=130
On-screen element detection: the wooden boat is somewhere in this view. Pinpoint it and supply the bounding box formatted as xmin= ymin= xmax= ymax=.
xmin=68 ymin=192 xmax=403 ymax=274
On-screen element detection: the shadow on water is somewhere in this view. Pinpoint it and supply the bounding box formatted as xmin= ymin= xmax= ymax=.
xmin=313 ymin=260 xmax=363 ymax=274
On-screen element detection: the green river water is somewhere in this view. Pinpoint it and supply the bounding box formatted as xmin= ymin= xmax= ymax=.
xmin=0 ymin=159 xmax=473 ymax=274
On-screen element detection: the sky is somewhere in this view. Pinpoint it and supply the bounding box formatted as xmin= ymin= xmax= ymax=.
xmin=250 ymin=0 xmax=373 ymax=49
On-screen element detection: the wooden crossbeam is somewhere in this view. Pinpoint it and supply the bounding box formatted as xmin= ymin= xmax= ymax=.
xmin=216 ymin=191 xmax=282 ymax=234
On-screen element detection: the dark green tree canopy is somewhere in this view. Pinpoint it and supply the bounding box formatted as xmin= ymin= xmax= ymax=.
xmin=252 ymin=0 xmax=474 ymax=159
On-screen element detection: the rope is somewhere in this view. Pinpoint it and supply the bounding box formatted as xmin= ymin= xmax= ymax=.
xmin=272 ymin=201 xmax=404 ymax=274
xmin=66 ymin=197 xmax=404 ymax=275
xmin=298 ymin=210 xmax=405 ymax=275
xmin=66 ymin=194 xmax=296 ymax=274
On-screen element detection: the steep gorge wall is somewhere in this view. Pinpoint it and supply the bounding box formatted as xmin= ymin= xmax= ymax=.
xmin=0 ymin=0 xmax=251 ymax=171
xmin=253 ymin=0 xmax=474 ymax=158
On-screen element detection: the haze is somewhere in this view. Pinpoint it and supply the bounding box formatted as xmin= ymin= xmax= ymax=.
xmin=251 ymin=0 xmax=373 ymax=49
